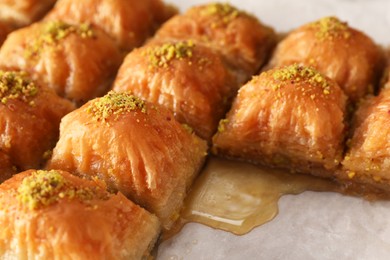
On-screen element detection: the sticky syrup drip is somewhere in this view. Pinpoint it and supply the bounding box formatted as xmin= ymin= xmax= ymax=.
xmin=164 ymin=157 xmax=337 ymax=239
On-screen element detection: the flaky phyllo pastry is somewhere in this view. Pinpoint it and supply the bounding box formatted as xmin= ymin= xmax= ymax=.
xmin=0 ymin=0 xmax=56 ymax=28
xmin=0 ymin=70 xmax=74 ymax=181
xmin=47 ymin=91 xmax=208 ymax=229
xmin=340 ymin=85 xmax=390 ymax=194
xmin=113 ymin=40 xmax=237 ymax=140
xmin=155 ymin=3 xmax=276 ymax=83
xmin=113 ymin=3 xmax=276 ymax=141
xmin=213 ymin=64 xmax=347 ymax=178
xmin=267 ymin=16 xmax=384 ymax=103
xmin=0 ymin=169 xmax=161 ymax=259
xmin=45 ymin=0 xmax=177 ymax=52
xmin=0 ymin=0 xmax=390 ymax=259
xmin=0 ymin=21 xmax=122 ymax=105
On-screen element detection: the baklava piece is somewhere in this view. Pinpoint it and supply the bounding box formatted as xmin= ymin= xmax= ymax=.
xmin=47 ymin=91 xmax=208 ymax=229
xmin=113 ymin=40 xmax=237 ymax=140
xmin=0 ymin=70 xmax=74 ymax=172
xmin=0 ymin=169 xmax=160 ymax=259
xmin=267 ymin=16 xmax=384 ymax=102
xmin=45 ymin=0 xmax=177 ymax=52
xmin=0 ymin=0 xmax=56 ymax=28
xmin=155 ymin=3 xmax=276 ymax=83
xmin=341 ymin=87 xmax=390 ymax=193
xmin=212 ymin=65 xmax=347 ymax=178
xmin=0 ymin=21 xmax=122 ymax=105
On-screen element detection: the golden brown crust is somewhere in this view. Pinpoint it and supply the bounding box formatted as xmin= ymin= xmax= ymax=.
xmin=379 ymin=48 xmax=390 ymax=89
xmin=0 ymin=70 xmax=75 ymax=172
xmin=155 ymin=3 xmax=276 ymax=82
xmin=267 ymin=17 xmax=384 ymax=102
xmin=341 ymin=87 xmax=390 ymax=190
xmin=113 ymin=40 xmax=238 ymax=141
xmin=212 ymin=65 xmax=347 ymax=177
xmin=0 ymin=169 xmax=161 ymax=259
xmin=0 ymin=21 xmax=12 ymax=46
xmin=47 ymin=92 xmax=208 ymax=229
xmin=0 ymin=0 xmax=56 ymax=27
xmin=0 ymin=21 xmax=122 ymax=106
xmin=0 ymin=151 xmax=16 ymax=183
xmin=45 ymin=0 xmax=177 ymax=52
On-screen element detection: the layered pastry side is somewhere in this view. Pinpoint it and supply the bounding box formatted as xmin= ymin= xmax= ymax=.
xmin=0 ymin=169 xmax=160 ymax=259
xmin=0 ymin=0 xmax=56 ymax=28
xmin=0 ymin=21 xmax=122 ymax=106
xmin=267 ymin=16 xmax=384 ymax=103
xmin=0 ymin=70 xmax=74 ymax=182
xmin=340 ymin=86 xmax=390 ymax=195
xmin=155 ymin=2 xmax=277 ymax=83
xmin=47 ymin=91 xmax=208 ymax=229
xmin=212 ymin=64 xmax=348 ymax=178
xmin=45 ymin=0 xmax=178 ymax=52
xmin=112 ymin=40 xmax=237 ymax=141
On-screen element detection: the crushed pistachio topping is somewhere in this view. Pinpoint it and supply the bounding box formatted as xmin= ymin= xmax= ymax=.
xmin=88 ymin=91 xmax=146 ymax=122
xmin=17 ymin=170 xmax=101 ymax=210
xmin=346 ymin=171 xmax=356 ymax=179
xmin=202 ymin=3 xmax=240 ymax=25
xmin=182 ymin=123 xmax=194 ymax=134
xmin=310 ymin=16 xmax=351 ymax=40
xmin=0 ymin=71 xmax=38 ymax=104
xmin=271 ymin=64 xmax=331 ymax=95
xmin=143 ymin=41 xmax=195 ymax=68
xmin=26 ymin=21 xmax=94 ymax=57
xmin=217 ymin=119 xmax=229 ymax=132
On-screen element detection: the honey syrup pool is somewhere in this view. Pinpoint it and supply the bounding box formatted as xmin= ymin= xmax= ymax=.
xmin=164 ymin=156 xmax=338 ymax=239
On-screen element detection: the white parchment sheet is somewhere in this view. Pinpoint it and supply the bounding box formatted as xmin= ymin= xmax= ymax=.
xmin=157 ymin=1 xmax=390 ymax=259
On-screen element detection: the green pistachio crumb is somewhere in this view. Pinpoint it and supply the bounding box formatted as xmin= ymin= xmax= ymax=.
xmin=202 ymin=3 xmax=240 ymax=25
xmin=218 ymin=119 xmax=229 ymax=132
xmin=271 ymin=64 xmax=331 ymax=95
xmin=310 ymin=16 xmax=351 ymax=40
xmin=25 ymin=21 xmax=94 ymax=58
xmin=182 ymin=123 xmax=194 ymax=134
xmin=17 ymin=170 xmax=106 ymax=210
xmin=143 ymin=41 xmax=195 ymax=68
xmin=0 ymin=71 xmax=38 ymax=105
xmin=88 ymin=91 xmax=146 ymax=122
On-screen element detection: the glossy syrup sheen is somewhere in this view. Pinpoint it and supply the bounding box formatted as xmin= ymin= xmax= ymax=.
xmin=166 ymin=156 xmax=338 ymax=238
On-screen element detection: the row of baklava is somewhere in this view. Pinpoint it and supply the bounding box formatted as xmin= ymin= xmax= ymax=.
xmin=1 ymin=1 xmax=390 ymax=259
xmin=213 ymin=16 xmax=390 ymax=198
xmin=0 ymin=0 xmax=179 ymax=175
xmin=0 ymin=0 xmax=180 ymax=259
xmin=0 ymin=2 xmax=278 ymax=259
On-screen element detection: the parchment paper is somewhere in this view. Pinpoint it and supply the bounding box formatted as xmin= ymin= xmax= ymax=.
xmin=157 ymin=1 xmax=390 ymax=259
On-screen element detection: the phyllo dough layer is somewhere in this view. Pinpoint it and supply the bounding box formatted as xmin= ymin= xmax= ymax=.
xmin=113 ymin=40 xmax=237 ymax=140
xmin=155 ymin=2 xmax=276 ymax=83
xmin=0 ymin=70 xmax=74 ymax=176
xmin=0 ymin=0 xmax=56 ymax=28
xmin=0 ymin=169 xmax=160 ymax=260
xmin=0 ymin=21 xmax=122 ymax=105
xmin=45 ymin=0 xmax=177 ymax=52
xmin=213 ymin=64 xmax=347 ymax=177
xmin=267 ymin=16 xmax=384 ymax=102
xmin=341 ymin=87 xmax=390 ymax=192
xmin=47 ymin=91 xmax=208 ymax=229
